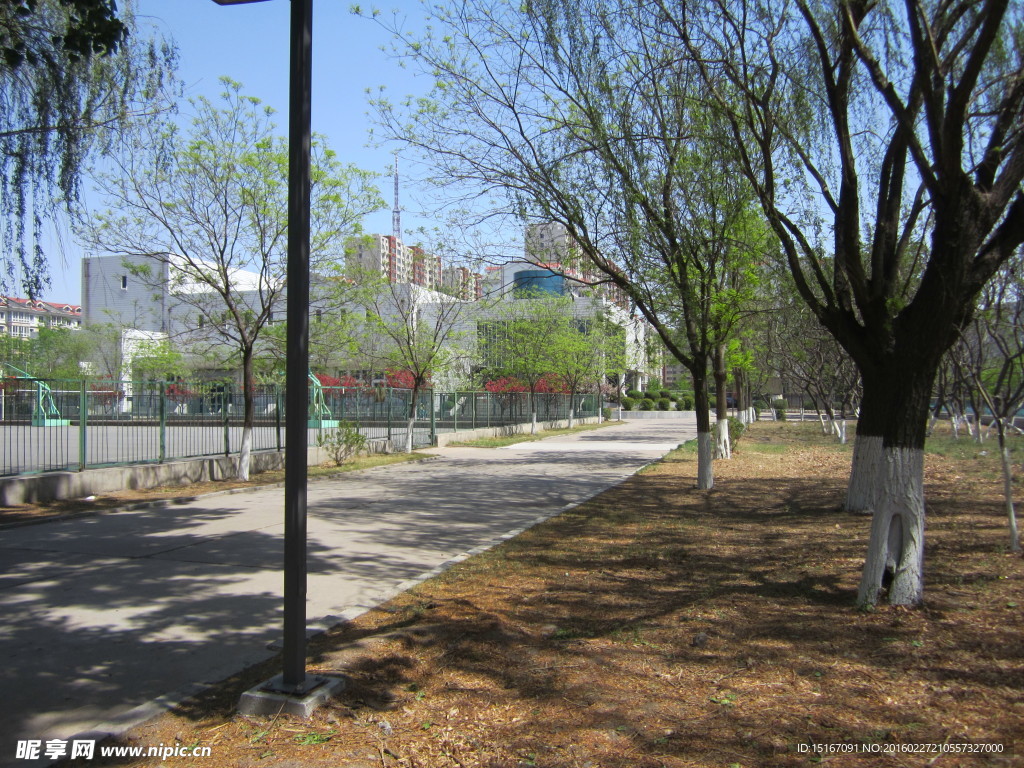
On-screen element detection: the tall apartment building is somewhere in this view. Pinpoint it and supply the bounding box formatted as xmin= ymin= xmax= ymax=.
xmin=522 ymin=222 xmax=628 ymax=308
xmin=0 ymin=296 xmax=83 ymax=338
xmin=442 ymin=265 xmax=484 ymax=300
xmin=347 ymin=234 xmax=443 ymax=291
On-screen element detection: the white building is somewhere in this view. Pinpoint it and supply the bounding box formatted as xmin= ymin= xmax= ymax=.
xmin=0 ymin=296 xmax=83 ymax=338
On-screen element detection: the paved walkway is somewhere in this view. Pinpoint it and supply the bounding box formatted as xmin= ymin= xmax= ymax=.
xmin=0 ymin=418 xmax=695 ymax=764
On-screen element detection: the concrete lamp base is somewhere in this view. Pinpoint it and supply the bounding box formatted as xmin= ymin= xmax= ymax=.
xmin=238 ymin=674 xmax=346 ymax=718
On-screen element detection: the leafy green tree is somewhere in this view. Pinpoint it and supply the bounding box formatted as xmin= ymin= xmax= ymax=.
xmin=544 ymin=309 xmax=609 ymax=427
xmin=1 ymin=0 xmax=177 ymax=296
xmin=81 ymin=79 xmax=382 ymax=479
xmin=369 ymin=0 xmax=767 ymax=488
xmin=481 ymin=293 xmax=573 ymax=433
xmin=25 ymin=327 xmax=93 ymax=379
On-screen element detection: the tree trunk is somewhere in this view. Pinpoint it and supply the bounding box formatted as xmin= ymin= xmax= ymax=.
xmin=238 ymin=350 xmax=255 ymax=481
xmin=530 ymin=390 xmax=538 ymax=434
xmin=996 ymin=420 xmax=1021 ymax=554
xmin=852 ymin=364 xmax=936 ymax=607
xmin=715 ymin=418 xmax=731 ymax=459
xmin=693 ymin=370 xmax=713 ymax=490
xmin=405 ymin=383 xmax=420 ymax=453
xmin=713 ymin=345 xmax=730 ymax=459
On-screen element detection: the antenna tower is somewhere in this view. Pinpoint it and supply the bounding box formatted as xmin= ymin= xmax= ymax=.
xmin=392 ymin=154 xmax=401 ymax=242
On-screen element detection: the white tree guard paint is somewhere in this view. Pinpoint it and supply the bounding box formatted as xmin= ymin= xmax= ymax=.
xmin=405 ymin=417 xmax=416 ymax=453
xmin=845 ymin=435 xmax=883 ymax=513
xmin=238 ymin=427 xmax=253 ymax=481
xmin=714 ymin=419 xmax=731 ymax=459
xmin=531 ymin=410 xmax=538 ymax=435
xmin=856 ymin=446 xmax=925 ymax=606
xmin=697 ymin=431 xmax=714 ymax=490
xmin=1000 ymin=442 xmax=1021 ymax=553
xmin=836 ymin=420 xmax=847 ymax=445
xmin=568 ymin=406 xmax=576 ymax=429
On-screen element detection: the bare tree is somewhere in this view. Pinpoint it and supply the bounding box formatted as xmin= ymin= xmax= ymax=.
xmin=949 ymin=259 xmax=1024 ymax=553
xmin=676 ymin=0 xmax=1024 ymax=604
xmin=355 ymin=275 xmax=471 ymax=452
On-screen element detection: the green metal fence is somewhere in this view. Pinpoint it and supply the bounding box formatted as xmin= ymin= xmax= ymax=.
xmin=0 ymin=378 xmax=599 ymax=477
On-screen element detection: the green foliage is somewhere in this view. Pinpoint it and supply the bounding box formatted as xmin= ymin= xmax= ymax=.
xmin=640 ymin=398 xmax=655 ymax=411
xmin=626 ymin=389 xmax=642 ymax=399
xmin=680 ymin=395 xmax=694 ymax=410
xmin=1 ymin=0 xmax=176 ymax=296
xmin=727 ymin=416 xmax=746 ymax=445
xmin=644 ymin=390 xmax=660 ymax=401
xmin=659 ymin=390 xmax=671 ymax=399
xmin=657 ymin=398 xmax=671 ymax=410
xmin=315 ymin=421 xmax=367 ymax=466
xmin=621 ymin=396 xmax=635 ymax=411
xmin=602 ymin=407 xmax=612 ymax=420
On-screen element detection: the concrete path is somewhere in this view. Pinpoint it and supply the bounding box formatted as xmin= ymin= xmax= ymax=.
xmin=0 ymin=418 xmax=695 ymax=764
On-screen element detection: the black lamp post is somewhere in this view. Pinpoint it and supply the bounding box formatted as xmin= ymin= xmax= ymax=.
xmin=212 ymin=0 xmax=314 ymax=694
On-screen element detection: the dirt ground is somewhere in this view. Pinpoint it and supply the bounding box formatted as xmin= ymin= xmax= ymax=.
xmin=56 ymin=422 xmax=1023 ymax=767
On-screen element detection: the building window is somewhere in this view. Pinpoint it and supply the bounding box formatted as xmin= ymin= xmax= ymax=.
xmin=121 ymin=275 xmax=128 ymax=290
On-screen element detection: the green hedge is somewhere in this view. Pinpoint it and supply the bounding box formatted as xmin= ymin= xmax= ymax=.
xmin=640 ymin=398 xmax=655 ymax=411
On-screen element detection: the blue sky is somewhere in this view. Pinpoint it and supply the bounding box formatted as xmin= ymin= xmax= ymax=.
xmin=46 ymin=0 xmax=435 ymax=304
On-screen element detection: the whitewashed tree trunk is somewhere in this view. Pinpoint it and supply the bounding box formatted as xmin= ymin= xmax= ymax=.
xmin=237 ymin=426 xmax=252 ymax=481
xmin=836 ymin=419 xmax=847 ymax=445
xmin=818 ymin=412 xmax=829 ymax=434
xmin=997 ymin=426 xmax=1021 ymax=554
xmin=405 ymin=417 xmax=415 ymax=453
xmin=714 ymin=418 xmax=731 ymax=459
xmin=697 ymin=431 xmax=714 ymax=490
xmin=568 ymin=406 xmax=576 ymax=428
xmin=845 ymin=435 xmax=883 ymax=513
xmin=531 ymin=409 xmax=537 ymax=434
xmin=926 ymin=412 xmax=938 ymax=437
xmin=857 ymin=447 xmax=925 ymax=607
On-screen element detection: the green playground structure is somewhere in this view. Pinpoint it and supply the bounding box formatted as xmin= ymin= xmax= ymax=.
xmin=307 ymin=370 xmax=339 ymax=428
xmin=1 ymin=362 xmax=71 ymax=426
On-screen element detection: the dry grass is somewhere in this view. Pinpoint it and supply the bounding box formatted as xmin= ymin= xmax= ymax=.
xmin=57 ymin=422 xmax=1023 ymax=768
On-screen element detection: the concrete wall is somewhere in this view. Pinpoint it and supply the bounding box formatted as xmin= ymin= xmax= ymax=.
xmin=0 ymin=447 xmax=327 ymax=507
xmin=0 ymin=417 xmax=601 ymax=505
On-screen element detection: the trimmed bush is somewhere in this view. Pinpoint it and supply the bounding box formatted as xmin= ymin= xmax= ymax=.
xmin=644 ymin=390 xmax=660 ymax=401
xmin=602 ymin=407 xmax=612 ymax=421
xmin=626 ymin=389 xmax=643 ymax=400
xmin=657 ymin=398 xmax=671 ymax=410
xmin=680 ymin=395 xmax=694 ymax=410
xmin=621 ymin=397 xmax=635 ymax=411
xmin=659 ymin=390 xmax=672 ymax=399
xmin=316 ymin=421 xmax=367 ymax=466
xmin=727 ymin=416 xmax=746 ymax=445
xmin=640 ymin=398 xmax=655 ymax=410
